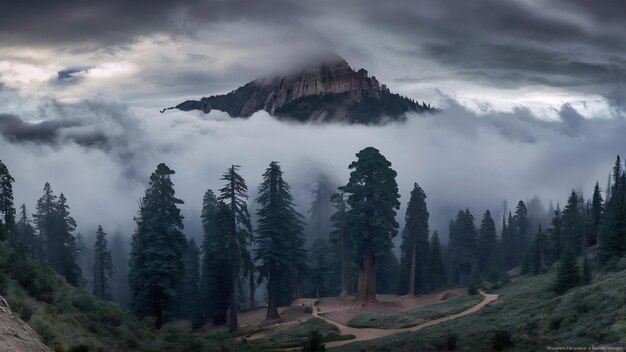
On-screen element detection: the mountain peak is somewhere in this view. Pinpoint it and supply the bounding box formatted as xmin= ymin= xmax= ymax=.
xmin=162 ymin=55 xmax=434 ymax=124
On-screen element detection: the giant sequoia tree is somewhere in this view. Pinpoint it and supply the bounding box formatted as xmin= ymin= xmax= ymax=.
xmin=400 ymin=183 xmax=429 ymax=295
xmin=217 ymin=165 xmax=253 ymax=332
xmin=255 ymin=161 xmax=306 ymax=319
xmin=426 ymin=230 xmax=447 ymax=291
xmin=92 ymin=225 xmax=113 ymax=300
xmin=341 ymin=147 xmax=400 ymax=306
xmin=128 ymin=163 xmax=186 ymax=329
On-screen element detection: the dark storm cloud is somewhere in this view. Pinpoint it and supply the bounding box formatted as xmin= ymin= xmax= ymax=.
xmin=0 ymin=0 xmax=314 ymax=47
xmin=3 ymin=0 xmax=625 ymax=111
xmin=0 ymin=113 xmax=83 ymax=144
xmin=57 ymin=67 xmax=91 ymax=81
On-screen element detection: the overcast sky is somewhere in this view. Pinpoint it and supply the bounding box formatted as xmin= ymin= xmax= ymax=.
xmin=1 ymin=0 xmax=625 ymax=243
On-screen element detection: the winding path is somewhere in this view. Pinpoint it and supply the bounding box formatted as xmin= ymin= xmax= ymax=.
xmin=313 ymin=291 xmax=499 ymax=348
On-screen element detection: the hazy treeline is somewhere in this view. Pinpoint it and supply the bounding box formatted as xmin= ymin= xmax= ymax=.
xmin=1 ymin=151 xmax=625 ymax=332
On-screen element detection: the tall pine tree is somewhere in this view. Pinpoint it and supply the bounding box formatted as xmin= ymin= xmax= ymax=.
xmin=562 ymin=190 xmax=584 ymax=255
xmin=477 ymin=210 xmax=497 ymax=276
xmin=255 ymin=161 xmax=306 ymax=319
xmin=341 ymin=147 xmax=400 ymax=306
xmin=0 ymin=160 xmax=16 ymax=243
xmin=399 ymin=183 xmax=429 ymax=295
xmin=447 ymin=209 xmax=477 ymax=286
xmin=329 ymin=191 xmax=351 ymax=297
xmin=426 ymin=230 xmax=447 ymax=291
xmin=217 ymin=165 xmax=253 ymax=332
xmin=92 ymin=225 xmax=113 ymax=300
xmin=598 ymin=156 xmax=626 ymax=265
xmin=128 ymin=163 xmax=186 ymax=329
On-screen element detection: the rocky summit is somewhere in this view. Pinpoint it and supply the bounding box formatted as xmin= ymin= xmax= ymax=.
xmin=162 ymin=55 xmax=434 ymax=124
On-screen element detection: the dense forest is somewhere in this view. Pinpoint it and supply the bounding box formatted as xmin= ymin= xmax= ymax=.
xmin=1 ymin=148 xmax=625 ymax=338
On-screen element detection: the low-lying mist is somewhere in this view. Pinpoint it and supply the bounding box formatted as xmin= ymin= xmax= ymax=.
xmin=1 ymin=98 xmax=624 ymax=246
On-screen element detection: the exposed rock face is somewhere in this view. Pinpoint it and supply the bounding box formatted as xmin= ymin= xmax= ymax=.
xmin=164 ymin=55 xmax=433 ymax=124
xmin=0 ymin=296 xmax=51 ymax=352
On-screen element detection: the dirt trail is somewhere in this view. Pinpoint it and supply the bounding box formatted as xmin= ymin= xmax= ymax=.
xmin=313 ymin=291 xmax=499 ymax=349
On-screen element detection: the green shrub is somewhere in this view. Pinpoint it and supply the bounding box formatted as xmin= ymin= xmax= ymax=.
xmin=68 ymin=344 xmax=90 ymax=352
xmin=491 ymin=330 xmax=514 ymax=351
xmin=32 ymin=320 xmax=55 ymax=345
xmin=446 ymin=333 xmax=457 ymax=350
xmin=0 ymin=272 xmax=8 ymax=295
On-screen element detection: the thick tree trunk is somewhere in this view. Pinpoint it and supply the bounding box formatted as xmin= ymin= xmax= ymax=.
xmin=249 ymin=273 xmax=255 ymax=310
xmin=339 ymin=230 xmax=351 ymax=297
xmin=291 ymin=266 xmax=301 ymax=301
xmin=266 ymin=268 xmax=280 ymax=319
xmin=408 ymin=244 xmax=417 ymax=296
xmin=354 ymin=239 xmax=377 ymax=306
xmin=229 ymin=274 xmax=238 ymax=332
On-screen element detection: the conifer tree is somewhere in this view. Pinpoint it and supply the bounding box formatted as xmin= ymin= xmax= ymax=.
xmin=447 ymin=209 xmax=477 ymax=285
xmin=199 ymin=189 xmax=229 ymax=325
xmin=341 ymin=147 xmax=400 ymax=306
xmin=553 ymin=243 xmax=579 ymax=294
xmin=477 ymin=210 xmax=497 ymax=276
xmin=581 ymin=256 xmax=592 ymax=284
xmin=399 ymin=183 xmax=429 ymax=295
xmin=128 ymin=163 xmax=186 ymax=329
xmin=547 ymin=204 xmax=563 ymax=264
xmin=255 ymin=161 xmax=306 ymax=319
xmin=426 ymin=230 xmax=447 ymax=291
xmin=503 ymin=211 xmax=517 ymax=268
xmin=16 ymin=204 xmax=37 ymax=256
xmin=598 ymin=156 xmax=626 ymax=265
xmin=180 ymin=238 xmax=201 ymax=323
xmin=309 ymin=175 xmax=334 ymax=242
xmin=513 ymin=201 xmax=528 ymax=264
xmin=0 ymin=160 xmax=16 ymax=243
xmin=92 ymin=225 xmax=113 ymax=300
xmin=329 ymin=191 xmax=350 ymax=297
xmin=54 ymin=193 xmax=81 ymax=285
xmin=562 ymin=190 xmax=584 ymax=255
xmin=217 ymin=165 xmax=253 ymax=332
xmin=308 ymin=239 xmax=332 ymax=298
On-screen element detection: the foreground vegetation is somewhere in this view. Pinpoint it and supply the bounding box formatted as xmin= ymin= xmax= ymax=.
xmin=333 ymin=259 xmax=626 ymax=352
xmin=346 ymin=294 xmax=483 ymax=329
xmin=0 ymin=242 xmax=251 ymax=352
xmin=243 ymin=318 xmax=355 ymax=350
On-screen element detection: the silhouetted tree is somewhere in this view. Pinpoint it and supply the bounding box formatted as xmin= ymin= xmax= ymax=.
xmin=477 ymin=210 xmax=497 ymax=276
xmin=255 ymin=161 xmax=306 ymax=319
xmin=0 ymin=160 xmax=16 ymax=243
xmin=341 ymin=147 xmax=400 ymax=306
xmin=553 ymin=243 xmax=579 ymax=294
xmin=128 ymin=163 xmax=186 ymax=329
xmin=426 ymin=230 xmax=447 ymax=291
xmin=217 ymin=165 xmax=253 ymax=332
xmin=329 ymin=191 xmax=350 ymax=297
xmin=92 ymin=225 xmax=113 ymax=300
xmin=399 ymin=183 xmax=429 ymax=295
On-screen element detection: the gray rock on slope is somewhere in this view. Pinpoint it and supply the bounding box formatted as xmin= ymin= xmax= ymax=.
xmin=0 ymin=296 xmax=51 ymax=352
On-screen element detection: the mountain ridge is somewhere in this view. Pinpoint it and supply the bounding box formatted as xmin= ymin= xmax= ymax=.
xmin=162 ymin=55 xmax=434 ymax=124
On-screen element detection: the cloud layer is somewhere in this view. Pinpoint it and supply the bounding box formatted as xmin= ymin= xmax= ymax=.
xmin=1 ymin=99 xmax=623 ymax=245
xmin=1 ymin=0 xmax=625 ymax=116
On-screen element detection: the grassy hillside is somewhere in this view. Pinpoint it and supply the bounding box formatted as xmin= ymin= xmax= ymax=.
xmin=0 ymin=242 xmax=252 ymax=352
xmin=346 ymin=294 xmax=483 ymax=329
xmin=333 ymin=259 xmax=626 ymax=351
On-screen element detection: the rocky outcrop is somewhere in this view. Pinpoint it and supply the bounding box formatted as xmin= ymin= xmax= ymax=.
xmin=0 ymin=296 xmax=51 ymax=352
xmin=163 ymin=55 xmax=434 ymax=124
